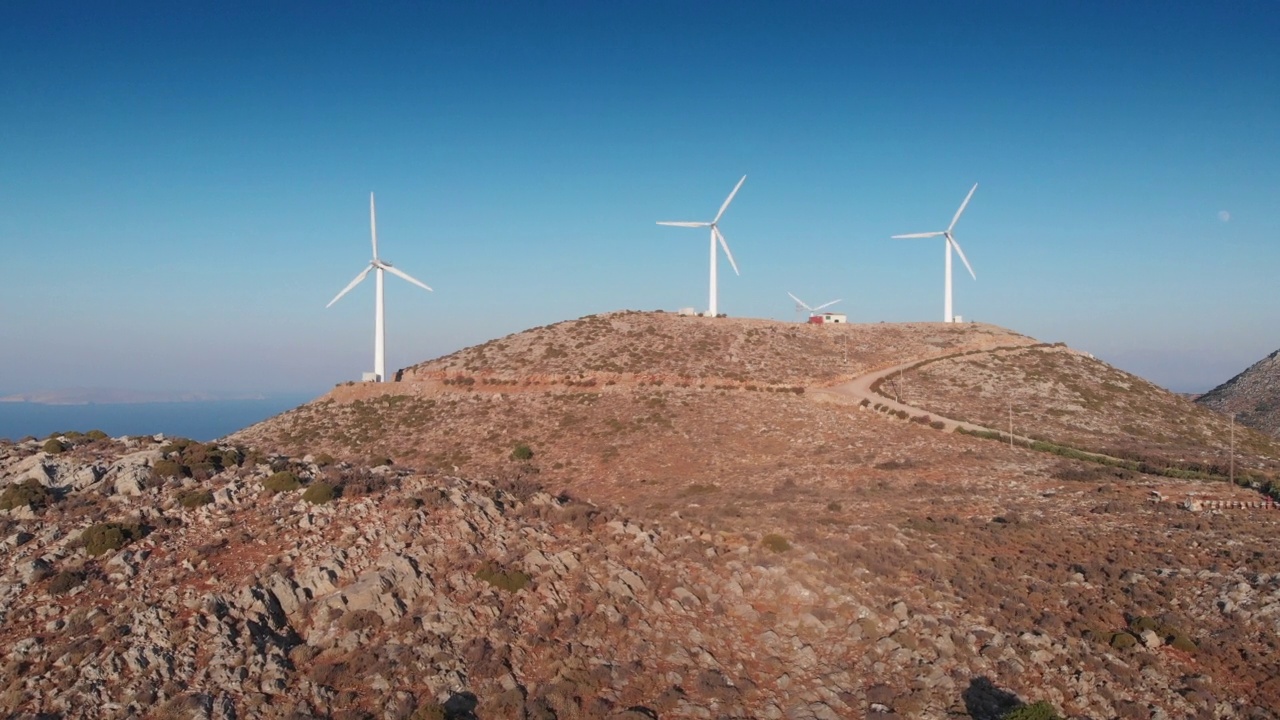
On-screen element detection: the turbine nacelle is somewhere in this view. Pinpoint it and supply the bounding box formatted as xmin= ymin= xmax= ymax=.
xmin=326 ymin=193 xmax=433 ymax=381
xmin=891 ymin=183 xmax=979 ymax=322
xmin=787 ymin=292 xmax=841 ymax=315
xmin=657 ymin=175 xmax=746 ymax=317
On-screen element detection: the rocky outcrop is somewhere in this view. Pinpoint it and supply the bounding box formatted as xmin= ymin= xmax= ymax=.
xmin=3 ymin=426 xmax=1280 ymax=717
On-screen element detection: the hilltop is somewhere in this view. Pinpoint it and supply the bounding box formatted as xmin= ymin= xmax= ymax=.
xmin=5 ymin=311 xmax=1280 ymax=718
xmin=1197 ymin=347 xmax=1280 ymax=438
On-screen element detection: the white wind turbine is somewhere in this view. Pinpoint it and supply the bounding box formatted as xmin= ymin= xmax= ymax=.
xmin=326 ymin=193 xmax=433 ymax=382
xmin=892 ymin=183 xmax=978 ymax=323
xmin=658 ymin=175 xmax=746 ymax=317
xmin=787 ymin=292 xmax=841 ymax=322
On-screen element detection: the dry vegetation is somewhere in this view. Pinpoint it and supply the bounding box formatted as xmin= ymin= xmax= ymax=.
xmin=8 ymin=313 xmax=1279 ymax=717
xmin=901 ymin=344 xmax=1280 ymax=479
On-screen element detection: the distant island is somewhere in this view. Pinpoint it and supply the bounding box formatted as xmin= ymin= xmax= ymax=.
xmin=0 ymin=388 xmax=269 ymax=406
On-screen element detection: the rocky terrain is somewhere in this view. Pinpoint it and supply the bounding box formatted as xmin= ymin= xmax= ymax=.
xmin=899 ymin=344 xmax=1280 ymax=477
xmin=4 ymin=311 xmax=1280 ymax=719
xmin=1198 ymin=347 xmax=1280 ymax=438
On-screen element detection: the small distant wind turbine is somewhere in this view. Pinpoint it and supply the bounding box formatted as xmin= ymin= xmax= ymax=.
xmin=892 ymin=183 xmax=978 ymax=323
xmin=787 ymin=292 xmax=841 ymax=322
xmin=658 ymin=175 xmax=746 ymax=317
xmin=326 ymin=193 xmax=432 ymax=382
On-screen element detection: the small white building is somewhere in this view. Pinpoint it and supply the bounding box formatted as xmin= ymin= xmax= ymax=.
xmin=808 ymin=312 xmax=847 ymax=325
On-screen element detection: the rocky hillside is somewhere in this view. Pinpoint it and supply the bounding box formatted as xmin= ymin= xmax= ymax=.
xmin=6 ymin=430 xmax=1280 ymax=719
xmin=6 ymin=313 xmax=1280 ymax=718
xmin=899 ymin=344 xmax=1280 ymax=476
xmin=1198 ymin=347 xmax=1280 ymax=438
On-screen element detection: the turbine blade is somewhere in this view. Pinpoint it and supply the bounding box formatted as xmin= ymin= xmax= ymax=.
xmin=370 ymin=193 xmax=379 ymax=260
xmin=715 ymin=226 xmax=740 ymax=276
xmin=326 ymin=265 xmax=373 ymax=308
xmin=949 ymin=234 xmax=976 ymax=280
xmin=712 ymin=175 xmax=747 ymax=224
xmin=812 ymin=299 xmax=842 ymax=311
xmin=892 ymin=232 xmax=945 ymax=239
xmin=657 ymin=221 xmax=711 ymax=227
xmin=384 ymin=264 xmax=433 ymax=292
xmin=947 ymin=183 xmax=978 ymax=232
xmin=787 ymin=291 xmax=812 ymax=311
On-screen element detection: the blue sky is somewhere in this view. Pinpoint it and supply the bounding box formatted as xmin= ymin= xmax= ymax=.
xmin=1 ymin=1 xmax=1277 ymax=395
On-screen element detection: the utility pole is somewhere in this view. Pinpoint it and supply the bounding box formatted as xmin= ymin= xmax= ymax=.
xmin=1230 ymin=413 xmax=1235 ymax=485
xmin=1009 ymin=397 xmax=1014 ymax=449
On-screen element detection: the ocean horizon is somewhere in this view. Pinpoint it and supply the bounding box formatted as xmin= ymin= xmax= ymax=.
xmin=0 ymin=394 xmax=318 ymax=442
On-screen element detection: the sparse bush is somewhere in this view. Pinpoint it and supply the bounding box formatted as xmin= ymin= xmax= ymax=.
xmin=49 ymin=569 xmax=86 ymax=595
xmin=1000 ymin=701 xmax=1062 ymax=720
xmin=151 ymin=459 xmax=186 ymax=480
xmin=929 ymin=420 xmax=946 ymax=430
xmin=475 ymin=562 xmax=531 ymax=593
xmin=302 ymin=482 xmax=336 ymax=505
xmin=369 ymin=455 xmax=394 ymax=467
xmin=510 ymin=444 xmax=534 ymax=461
xmin=79 ymin=522 xmax=144 ymax=557
xmin=1108 ymin=631 xmax=1137 ymax=650
xmin=411 ymin=704 xmax=446 ymax=720
xmin=826 ymin=501 xmax=842 ymax=512
xmin=1 ymin=479 xmax=56 ymax=511
xmin=43 ymin=438 xmax=66 ymax=454
xmin=262 ymin=471 xmax=301 ymax=493
xmin=313 ymin=453 xmax=335 ymax=468
xmin=762 ymin=533 xmax=791 ymax=553
xmin=177 ymin=490 xmax=214 ymax=509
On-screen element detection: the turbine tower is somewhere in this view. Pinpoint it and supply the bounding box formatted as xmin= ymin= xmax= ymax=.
xmin=658 ymin=175 xmax=746 ymax=317
xmin=326 ymin=193 xmax=433 ymax=382
xmin=892 ymin=183 xmax=978 ymax=323
xmin=787 ymin=292 xmax=841 ymax=322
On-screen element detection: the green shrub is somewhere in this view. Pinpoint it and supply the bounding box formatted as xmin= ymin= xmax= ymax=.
xmin=1001 ymin=701 xmax=1062 ymax=720
xmin=49 ymin=569 xmax=86 ymax=595
xmin=151 ymin=459 xmax=186 ymax=480
xmin=159 ymin=438 xmax=193 ymax=455
xmin=86 ymin=430 xmax=109 ymax=441
xmin=43 ymin=438 xmax=66 ymax=454
xmin=762 ymin=533 xmax=791 ymax=553
xmin=263 ymin=471 xmax=301 ymax=493
xmin=510 ymin=443 xmax=534 ymax=461
xmin=1109 ymin=631 xmax=1137 ymax=650
xmin=79 ymin=522 xmax=144 ymax=557
xmin=177 ymin=490 xmax=214 ymax=509
xmin=302 ymin=482 xmax=336 ymax=505
xmin=313 ymin=453 xmax=335 ymax=468
xmin=1169 ymin=633 xmax=1198 ymax=653
xmin=0 ymin=479 xmax=55 ymax=511
xmin=475 ymin=562 xmax=531 ymax=593
xmin=1128 ymin=616 xmax=1159 ymax=634
xmin=411 ymin=704 xmax=445 ymax=720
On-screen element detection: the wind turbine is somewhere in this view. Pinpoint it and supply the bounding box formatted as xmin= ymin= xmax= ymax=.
xmin=892 ymin=183 xmax=978 ymax=323
xmin=658 ymin=175 xmax=746 ymax=317
xmin=326 ymin=193 xmax=432 ymax=382
xmin=787 ymin=292 xmax=841 ymax=322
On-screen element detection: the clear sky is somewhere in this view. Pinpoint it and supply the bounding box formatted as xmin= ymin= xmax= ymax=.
xmin=2 ymin=1 xmax=1277 ymax=395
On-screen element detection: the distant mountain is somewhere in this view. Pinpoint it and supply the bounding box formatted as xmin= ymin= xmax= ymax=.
xmin=0 ymin=388 xmax=267 ymax=405
xmin=1197 ymin=348 xmax=1280 ymax=437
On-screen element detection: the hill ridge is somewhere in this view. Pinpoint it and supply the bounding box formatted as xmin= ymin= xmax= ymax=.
xmin=1197 ymin=346 xmax=1280 ymax=437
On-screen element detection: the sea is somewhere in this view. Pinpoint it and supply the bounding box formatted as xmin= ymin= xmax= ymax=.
xmin=0 ymin=394 xmax=317 ymax=443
